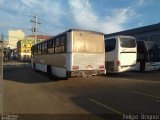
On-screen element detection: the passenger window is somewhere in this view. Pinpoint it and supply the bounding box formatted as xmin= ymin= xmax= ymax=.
xmin=56 ymin=38 xmax=60 ymax=47
xmin=61 ymin=36 xmax=65 ymax=46
xmin=47 ymin=40 xmax=54 ymax=54
xmin=55 ymin=36 xmax=66 ymax=53
xmin=105 ymin=38 xmax=116 ymax=52
xmin=38 ymin=44 xmax=41 ymax=54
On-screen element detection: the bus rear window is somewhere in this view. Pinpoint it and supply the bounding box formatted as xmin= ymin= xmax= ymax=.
xmin=120 ymin=38 xmax=136 ymax=48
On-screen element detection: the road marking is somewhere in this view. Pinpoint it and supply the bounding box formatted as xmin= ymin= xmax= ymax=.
xmin=132 ymin=90 xmax=160 ymax=99
xmin=89 ymin=98 xmax=122 ymax=115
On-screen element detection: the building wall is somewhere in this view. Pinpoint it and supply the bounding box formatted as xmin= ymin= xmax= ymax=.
xmin=8 ymin=30 xmax=25 ymax=49
xmin=17 ymin=38 xmax=34 ymax=61
xmin=105 ymin=24 xmax=160 ymax=46
xmin=17 ymin=35 xmax=51 ymax=61
xmin=132 ymin=30 xmax=160 ymax=45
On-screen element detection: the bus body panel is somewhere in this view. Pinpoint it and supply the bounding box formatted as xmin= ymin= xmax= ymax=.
xmin=35 ymin=63 xmax=47 ymax=72
xmin=70 ymin=31 xmax=105 ymax=76
xmin=32 ymin=54 xmax=67 ymax=68
xmin=120 ymin=53 xmax=136 ymax=66
xmin=51 ymin=66 xmax=66 ymax=77
xmin=135 ymin=62 xmax=160 ymax=71
xmin=72 ymin=53 xmax=105 ymax=70
xmin=32 ymin=54 xmax=67 ymax=77
xmin=66 ymin=32 xmax=72 ymax=71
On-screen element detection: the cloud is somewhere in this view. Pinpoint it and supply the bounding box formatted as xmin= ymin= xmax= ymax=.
xmin=69 ymin=0 xmax=136 ymax=33
xmin=0 ymin=0 xmax=138 ymax=35
xmin=0 ymin=0 xmax=66 ymax=35
xmin=138 ymin=0 xmax=145 ymax=5
xmin=0 ymin=0 xmax=4 ymax=6
xmin=137 ymin=0 xmax=153 ymax=6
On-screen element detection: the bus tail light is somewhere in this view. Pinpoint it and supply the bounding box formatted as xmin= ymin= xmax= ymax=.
xmin=72 ymin=66 xmax=79 ymax=70
xmin=99 ymin=65 xmax=104 ymax=69
xmin=117 ymin=60 xmax=121 ymax=66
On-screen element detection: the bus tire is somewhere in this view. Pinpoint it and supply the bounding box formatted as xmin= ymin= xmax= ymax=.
xmin=47 ymin=65 xmax=52 ymax=78
xmin=33 ymin=63 xmax=37 ymax=72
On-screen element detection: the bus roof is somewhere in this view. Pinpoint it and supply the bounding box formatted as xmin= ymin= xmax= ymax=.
xmin=32 ymin=29 xmax=104 ymax=46
xmin=67 ymin=29 xmax=104 ymax=35
xmin=105 ymin=35 xmax=135 ymax=40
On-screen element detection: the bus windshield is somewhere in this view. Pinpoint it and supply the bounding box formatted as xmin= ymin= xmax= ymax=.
xmin=120 ymin=38 xmax=136 ymax=48
xmin=73 ymin=32 xmax=104 ymax=53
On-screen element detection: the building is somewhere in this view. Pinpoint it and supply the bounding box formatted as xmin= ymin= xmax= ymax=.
xmin=0 ymin=40 xmax=8 ymax=48
xmin=17 ymin=35 xmax=52 ymax=61
xmin=0 ymin=40 xmax=11 ymax=61
xmin=8 ymin=30 xmax=25 ymax=49
xmin=105 ymin=23 xmax=160 ymax=45
xmin=27 ymin=35 xmax=52 ymax=44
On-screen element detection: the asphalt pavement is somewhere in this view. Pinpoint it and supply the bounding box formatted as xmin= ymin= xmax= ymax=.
xmin=3 ymin=64 xmax=160 ymax=119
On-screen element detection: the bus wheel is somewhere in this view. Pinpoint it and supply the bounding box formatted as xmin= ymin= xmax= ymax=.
xmin=33 ymin=63 xmax=37 ymax=72
xmin=47 ymin=65 xmax=53 ymax=79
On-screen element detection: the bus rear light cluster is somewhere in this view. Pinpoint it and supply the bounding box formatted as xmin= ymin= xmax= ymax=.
xmin=99 ymin=65 xmax=104 ymax=69
xmin=117 ymin=60 xmax=121 ymax=66
xmin=72 ymin=66 xmax=79 ymax=70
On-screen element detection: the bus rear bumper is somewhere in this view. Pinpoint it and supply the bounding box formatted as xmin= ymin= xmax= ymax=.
xmin=67 ymin=70 xmax=106 ymax=77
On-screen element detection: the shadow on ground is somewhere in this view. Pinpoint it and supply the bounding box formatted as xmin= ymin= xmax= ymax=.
xmin=101 ymin=70 xmax=160 ymax=82
xmin=3 ymin=65 xmax=67 ymax=84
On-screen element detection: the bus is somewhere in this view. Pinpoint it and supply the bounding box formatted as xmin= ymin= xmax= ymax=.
xmin=105 ymin=35 xmax=137 ymax=73
xmin=31 ymin=29 xmax=105 ymax=78
xmin=135 ymin=41 xmax=160 ymax=71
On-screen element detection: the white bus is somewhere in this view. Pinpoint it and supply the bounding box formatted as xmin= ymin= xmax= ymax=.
xmin=105 ymin=35 xmax=137 ymax=73
xmin=31 ymin=29 xmax=105 ymax=78
xmin=135 ymin=41 xmax=160 ymax=71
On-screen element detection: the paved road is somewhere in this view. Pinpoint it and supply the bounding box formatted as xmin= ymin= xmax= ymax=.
xmin=3 ymin=65 xmax=160 ymax=119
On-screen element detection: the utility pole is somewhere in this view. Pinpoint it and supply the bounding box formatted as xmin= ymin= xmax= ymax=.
xmin=30 ymin=15 xmax=41 ymax=44
xmin=0 ymin=33 xmax=4 ymax=114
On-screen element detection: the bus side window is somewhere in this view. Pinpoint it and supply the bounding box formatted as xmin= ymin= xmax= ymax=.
xmin=59 ymin=36 xmax=65 ymax=53
xmin=55 ymin=38 xmax=60 ymax=53
xmin=35 ymin=45 xmax=38 ymax=54
xmin=42 ymin=42 xmax=47 ymax=54
xmin=47 ymin=39 xmax=54 ymax=54
xmin=42 ymin=43 xmax=44 ymax=54
xmin=44 ymin=42 xmax=47 ymax=54
xmin=105 ymin=39 xmax=116 ymax=52
xmin=40 ymin=44 xmax=42 ymax=54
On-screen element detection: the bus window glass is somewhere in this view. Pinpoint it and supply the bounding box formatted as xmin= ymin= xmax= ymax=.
xmin=56 ymin=38 xmax=60 ymax=47
xmin=120 ymin=38 xmax=136 ymax=48
xmin=105 ymin=39 xmax=116 ymax=52
xmin=61 ymin=36 xmax=65 ymax=46
xmin=38 ymin=44 xmax=41 ymax=54
xmin=47 ymin=40 xmax=54 ymax=54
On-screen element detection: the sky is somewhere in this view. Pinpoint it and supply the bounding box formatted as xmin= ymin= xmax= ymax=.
xmin=0 ymin=0 xmax=160 ymax=38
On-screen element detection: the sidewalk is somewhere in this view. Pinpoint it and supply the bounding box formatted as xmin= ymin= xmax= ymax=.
xmin=3 ymin=61 xmax=31 ymax=70
xmin=3 ymin=61 xmax=30 ymax=65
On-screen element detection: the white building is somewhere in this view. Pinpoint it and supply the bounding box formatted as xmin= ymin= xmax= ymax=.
xmin=8 ymin=30 xmax=25 ymax=49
